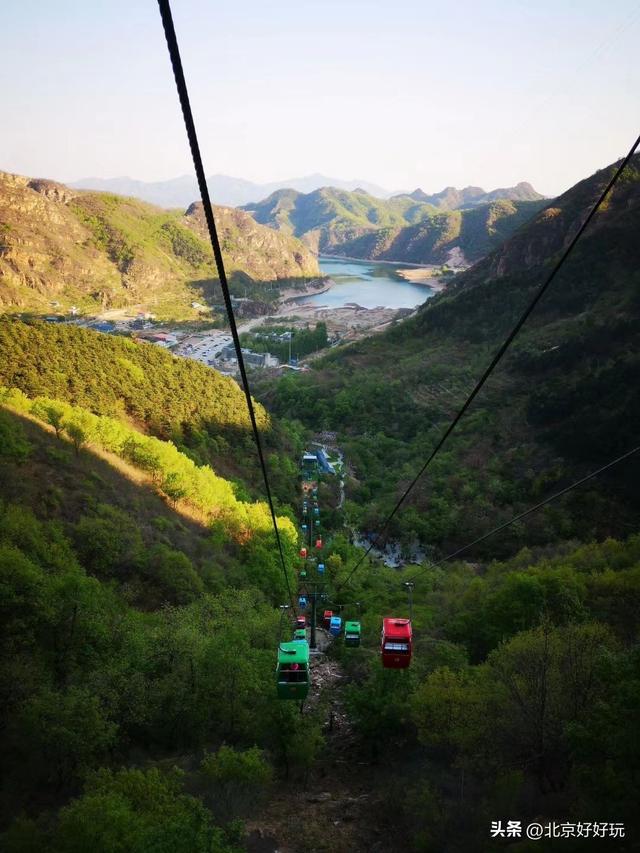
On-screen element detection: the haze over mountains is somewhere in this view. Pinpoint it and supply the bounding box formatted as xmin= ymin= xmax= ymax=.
xmin=69 ymin=172 xmax=544 ymax=212
xmin=69 ymin=173 xmax=392 ymax=209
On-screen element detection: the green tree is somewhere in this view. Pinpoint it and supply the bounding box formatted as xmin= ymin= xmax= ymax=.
xmin=200 ymin=745 xmax=272 ymax=821
xmin=51 ymin=768 xmax=237 ymax=853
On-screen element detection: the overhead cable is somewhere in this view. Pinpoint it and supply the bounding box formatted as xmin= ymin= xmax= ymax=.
xmin=157 ymin=0 xmax=295 ymax=610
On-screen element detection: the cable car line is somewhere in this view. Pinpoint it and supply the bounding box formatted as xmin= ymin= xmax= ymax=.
xmin=336 ymin=130 xmax=640 ymax=595
xmin=157 ymin=0 xmax=638 ymax=676
xmin=400 ymin=444 xmax=639 ymax=585
xmin=157 ymin=0 xmax=295 ymax=611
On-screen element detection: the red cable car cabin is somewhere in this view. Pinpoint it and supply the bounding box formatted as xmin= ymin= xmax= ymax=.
xmin=300 ymin=547 xmax=307 ymax=558
xmin=323 ymin=610 xmax=333 ymax=628
xmin=315 ymin=539 xmax=322 ymax=549
xmin=381 ymin=618 xmax=412 ymax=669
xmin=295 ymin=616 xmax=306 ymax=630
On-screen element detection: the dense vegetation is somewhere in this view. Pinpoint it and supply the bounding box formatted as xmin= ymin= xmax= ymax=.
xmin=329 ymin=532 xmax=640 ymax=850
xmin=265 ymin=156 xmax=640 ymax=557
xmin=243 ymin=185 xmax=546 ymax=263
xmin=240 ymin=322 xmax=329 ymax=362
xmin=0 ymin=407 xmax=329 ymax=850
xmin=0 ymin=172 xmax=319 ymax=320
xmin=0 ymin=157 xmax=638 ymax=852
xmin=0 ymin=319 xmax=307 ymax=497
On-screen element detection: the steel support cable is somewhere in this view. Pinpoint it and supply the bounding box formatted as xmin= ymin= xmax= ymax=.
xmin=157 ymin=0 xmax=295 ymax=610
xmin=402 ymin=445 xmax=639 ymax=585
xmin=336 ymin=131 xmax=640 ymax=595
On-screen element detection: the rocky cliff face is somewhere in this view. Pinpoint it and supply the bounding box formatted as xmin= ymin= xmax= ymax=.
xmin=465 ymin=157 xmax=640 ymax=283
xmin=184 ymin=202 xmax=318 ymax=279
xmin=0 ymin=171 xmax=319 ymax=317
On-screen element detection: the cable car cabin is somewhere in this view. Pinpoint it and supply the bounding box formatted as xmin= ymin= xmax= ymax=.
xmin=276 ymin=642 xmax=310 ymax=700
xmin=302 ymin=523 xmax=308 ymax=531
xmin=293 ymin=628 xmax=307 ymax=641
xmin=302 ymin=508 xmax=308 ymax=516
xmin=300 ymin=547 xmax=307 ymax=558
xmin=318 ymin=562 xmax=325 ymax=574
xmin=329 ymin=615 xmax=342 ymax=637
xmin=313 ymin=507 xmax=320 ymax=516
xmin=381 ymin=618 xmax=412 ymax=669
xmin=295 ymin=615 xmax=306 ymax=630
xmin=315 ymin=539 xmax=323 ymax=549
xmin=344 ymin=621 xmax=361 ymax=647
xmin=323 ymin=610 xmax=333 ymax=628
xmin=298 ymin=596 xmax=308 ymax=610
xmin=300 ymin=569 xmax=307 ymax=579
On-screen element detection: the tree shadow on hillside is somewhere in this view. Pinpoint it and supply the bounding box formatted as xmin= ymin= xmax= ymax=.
xmin=0 ymin=409 xmax=213 ymax=561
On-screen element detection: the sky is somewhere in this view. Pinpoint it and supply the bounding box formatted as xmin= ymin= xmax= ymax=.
xmin=1 ymin=0 xmax=639 ymax=197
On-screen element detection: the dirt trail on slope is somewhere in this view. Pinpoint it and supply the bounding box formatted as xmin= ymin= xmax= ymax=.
xmin=245 ymin=632 xmax=385 ymax=853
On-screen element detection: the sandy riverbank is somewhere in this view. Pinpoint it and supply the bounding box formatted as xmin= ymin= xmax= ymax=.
xmin=394 ymin=267 xmax=449 ymax=291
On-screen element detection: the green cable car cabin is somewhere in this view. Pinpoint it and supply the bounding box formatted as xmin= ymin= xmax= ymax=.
xmin=344 ymin=621 xmax=361 ymax=647
xmin=276 ymin=641 xmax=310 ymax=700
xmin=293 ymin=628 xmax=307 ymax=641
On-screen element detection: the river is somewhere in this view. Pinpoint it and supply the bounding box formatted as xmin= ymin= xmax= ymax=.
xmin=296 ymin=256 xmax=436 ymax=309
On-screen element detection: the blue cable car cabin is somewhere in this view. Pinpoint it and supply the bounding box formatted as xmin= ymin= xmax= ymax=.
xmin=298 ymin=595 xmax=308 ymax=610
xmin=318 ymin=562 xmax=325 ymax=574
xmin=276 ymin=641 xmax=310 ymax=700
xmin=329 ymin=615 xmax=342 ymax=637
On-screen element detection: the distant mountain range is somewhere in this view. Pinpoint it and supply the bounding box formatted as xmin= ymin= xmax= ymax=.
xmin=68 ymin=173 xmax=392 ymax=209
xmin=68 ymin=173 xmax=544 ymax=213
xmin=242 ymin=185 xmax=547 ymax=265
xmin=399 ymin=181 xmax=543 ymax=209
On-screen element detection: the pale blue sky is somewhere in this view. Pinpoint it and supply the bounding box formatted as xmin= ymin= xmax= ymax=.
xmin=2 ymin=0 xmax=639 ymax=196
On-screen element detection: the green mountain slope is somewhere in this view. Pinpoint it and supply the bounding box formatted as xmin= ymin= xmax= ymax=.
xmin=266 ymin=155 xmax=640 ymax=554
xmin=243 ymin=186 xmax=546 ymax=264
xmin=0 ymin=319 xmax=307 ymax=501
xmin=0 ymin=171 xmax=319 ymax=320
xmin=0 ymin=409 xmax=311 ymax=846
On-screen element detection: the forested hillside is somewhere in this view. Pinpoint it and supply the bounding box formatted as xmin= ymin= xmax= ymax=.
xmin=0 ymin=408 xmax=319 ymax=852
xmin=331 ymin=531 xmax=640 ymax=850
xmin=0 ymin=172 xmax=319 ymax=320
xmin=243 ymin=185 xmax=546 ymax=264
xmin=0 ymin=157 xmax=638 ymax=852
xmin=0 ymin=319 xmax=307 ymax=492
xmin=266 ymin=155 xmax=640 ymax=554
